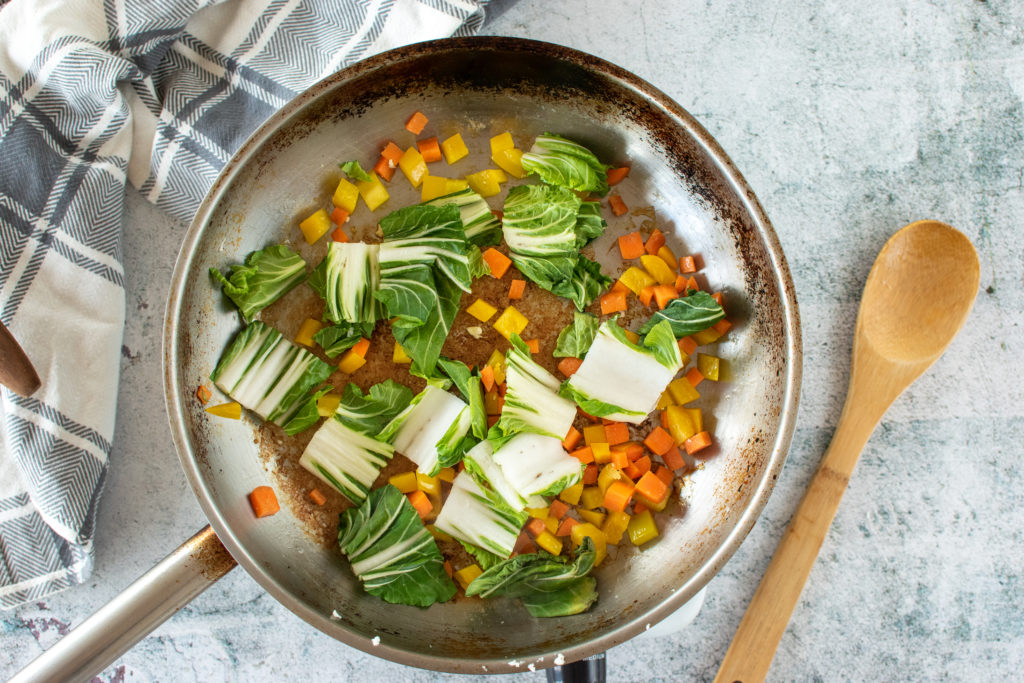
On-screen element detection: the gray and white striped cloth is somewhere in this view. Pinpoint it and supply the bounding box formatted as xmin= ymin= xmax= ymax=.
xmin=0 ymin=0 xmax=489 ymax=609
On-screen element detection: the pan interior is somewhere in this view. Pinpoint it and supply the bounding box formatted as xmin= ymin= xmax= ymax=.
xmin=166 ymin=39 xmax=797 ymax=673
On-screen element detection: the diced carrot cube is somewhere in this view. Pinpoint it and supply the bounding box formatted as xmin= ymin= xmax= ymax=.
xmin=480 ymin=364 xmax=496 ymax=392
xmin=373 ymin=155 xmax=396 ymax=182
xmin=548 ymin=499 xmax=570 ymax=520
xmin=407 ymin=490 xmax=432 ymax=519
xmin=249 ymin=486 xmax=280 ymax=518
xmin=330 ymin=207 xmax=350 ymax=226
xmin=679 ymin=336 xmax=698 ymax=356
xmin=603 ymin=480 xmax=634 ymax=513
xmin=684 ymin=430 xmax=713 ymax=455
xmin=600 ymin=289 xmax=627 ymax=315
xmin=562 ymin=426 xmax=582 ymax=451
xmin=381 ymin=141 xmax=404 ymax=165
xmin=645 ymin=228 xmax=666 ymax=255
xmin=557 ymin=357 xmax=583 ymax=377
xmin=508 ymin=279 xmax=526 ymax=299
xmin=481 ymin=248 xmax=512 ymax=278
xmin=617 ymin=232 xmax=645 ymax=259
xmin=405 ymin=110 xmax=428 ymax=134
xmin=606 ymin=166 xmax=630 ymax=186
xmin=417 ymin=136 xmax=442 ymax=163
xmin=196 ymin=385 xmax=212 ymax=404
xmin=712 ymin=291 xmax=724 ymax=306
xmin=571 ymin=446 xmax=595 ymax=464
xmin=583 ymin=464 xmax=599 ymax=484
xmin=686 ymin=367 xmax=704 ymax=387
xmin=610 ymin=449 xmax=629 ymax=470
xmin=653 ymin=285 xmax=678 ymax=310
xmin=712 ymin=319 xmax=732 ymax=336
xmin=331 ymin=226 xmax=348 ymax=243
xmin=679 ymin=255 xmax=699 ymax=273
xmin=643 ymin=426 xmax=675 ymax=456
xmin=610 ymin=279 xmax=630 ymax=295
xmin=309 ymin=488 xmax=327 ymax=506
xmin=609 ymin=195 xmax=628 ymax=216
xmin=673 ymin=274 xmax=687 ymax=292
xmin=654 ymin=465 xmax=675 ymax=487
xmin=351 ymin=337 xmax=371 ymax=358
xmin=526 ymin=517 xmax=547 ymax=537
xmin=525 ymin=338 xmax=540 ymax=354
xmin=556 ymin=517 xmax=580 ymax=537
xmin=639 ymin=286 xmax=655 ymax=307
xmin=603 ymin=422 xmax=629 ymax=446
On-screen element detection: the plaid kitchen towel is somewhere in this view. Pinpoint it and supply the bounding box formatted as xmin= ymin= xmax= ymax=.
xmin=0 ymin=0 xmax=489 ymax=609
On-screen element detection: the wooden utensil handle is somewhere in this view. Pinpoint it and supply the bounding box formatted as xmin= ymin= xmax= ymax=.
xmin=0 ymin=320 xmax=41 ymax=396
xmin=714 ymin=405 xmax=880 ymax=683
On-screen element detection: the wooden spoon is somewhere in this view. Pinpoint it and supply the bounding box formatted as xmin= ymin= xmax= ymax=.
xmin=714 ymin=220 xmax=979 ymax=683
xmin=0 ymin=320 xmax=41 ymax=396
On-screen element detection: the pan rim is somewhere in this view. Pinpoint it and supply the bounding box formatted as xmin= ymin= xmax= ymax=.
xmin=163 ymin=35 xmax=802 ymax=673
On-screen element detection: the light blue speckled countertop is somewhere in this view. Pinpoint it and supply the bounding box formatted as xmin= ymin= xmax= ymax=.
xmin=4 ymin=1 xmax=1023 ymax=680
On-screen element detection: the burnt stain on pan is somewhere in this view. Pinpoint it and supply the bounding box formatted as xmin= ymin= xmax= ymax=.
xmin=165 ymin=37 xmax=801 ymax=673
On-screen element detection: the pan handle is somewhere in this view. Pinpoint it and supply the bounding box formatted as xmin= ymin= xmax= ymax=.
xmin=11 ymin=526 xmax=236 ymax=683
xmin=546 ymin=652 xmax=606 ymax=683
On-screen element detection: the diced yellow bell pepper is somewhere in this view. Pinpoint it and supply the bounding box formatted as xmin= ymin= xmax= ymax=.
xmin=641 ymin=254 xmax=677 ymax=286
xmin=492 ymin=147 xmax=527 ymax=179
xmin=446 ymin=178 xmax=469 ymax=193
xmin=205 ymin=401 xmax=241 ymax=419
xmin=465 ymin=169 xmax=502 ymax=198
xmin=486 ymin=349 xmax=507 ymax=385
xmin=534 ymin=530 xmax=563 ymax=555
xmin=664 ymin=405 xmax=700 ymax=443
xmin=602 ymin=510 xmax=631 ymax=545
xmin=294 ymin=318 xmax=323 ymax=347
xmin=559 ymin=482 xmax=584 ymax=506
xmin=583 ymin=424 xmax=607 ymax=445
xmin=657 ymin=245 xmax=678 ymax=272
xmin=466 ymin=298 xmax=498 ymax=322
xmin=338 ymin=348 xmax=367 ymax=374
xmin=544 ymin=515 xmax=559 ymax=534
xmin=570 ymin=523 xmax=608 ymax=566
xmin=627 ymin=509 xmax=659 ymax=546
xmin=417 ymin=472 xmax=441 ymax=497
xmin=484 ymin=168 xmax=507 ymax=184
xmin=698 ymin=353 xmax=720 ymax=380
xmin=692 ymin=326 xmax=723 ymax=345
xmin=355 ymin=174 xmax=389 ymax=211
xmin=623 ymin=329 xmax=641 ymax=344
xmin=685 ymin=407 xmax=703 ymax=433
xmin=667 ymin=377 xmax=700 ymax=405
xmin=427 ymin=524 xmax=454 ymax=542
xmin=591 ymin=442 xmax=611 ymax=464
xmin=389 ymin=471 xmax=419 ymax=493
xmin=578 ymin=509 xmax=606 ymax=527
xmin=316 ymin=393 xmax=341 ymax=417
xmin=299 ymin=208 xmax=332 ymax=244
xmin=420 ymin=175 xmax=452 ymax=202
xmin=526 ymin=506 xmax=549 ymax=520
xmin=484 ymin=389 xmax=501 ymax=415
xmin=454 ymin=563 xmax=483 ymax=590
xmin=333 ymin=177 xmax=359 ymax=212
xmin=619 ymin=266 xmax=656 ymax=294
xmin=489 ymin=131 xmax=515 ymax=155
xmin=598 ymin=463 xmax=627 ymax=493
xmin=398 ymin=146 xmax=428 ymax=188
xmin=437 ymin=467 xmax=456 ymax=483
xmin=392 ymin=341 xmax=412 ymax=364
xmin=493 ymin=306 xmax=528 ymax=340
xmin=657 ymin=390 xmax=674 ymax=410
xmin=441 ymin=132 xmax=469 ymax=164
xmin=580 ymin=486 xmax=604 ymax=510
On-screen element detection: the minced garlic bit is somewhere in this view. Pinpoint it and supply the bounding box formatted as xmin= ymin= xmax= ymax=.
xmin=466 ymin=326 xmax=484 ymax=339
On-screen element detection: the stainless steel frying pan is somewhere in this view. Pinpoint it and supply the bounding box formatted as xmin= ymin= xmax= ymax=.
xmin=13 ymin=37 xmax=800 ymax=680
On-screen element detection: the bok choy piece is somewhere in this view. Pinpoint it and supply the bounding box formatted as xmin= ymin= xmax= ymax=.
xmin=312 ymin=320 xmax=375 ymax=358
xmin=434 ymin=468 xmax=528 ymax=559
xmin=338 ymin=484 xmax=456 ymax=607
xmin=210 ymin=321 xmax=332 ymax=425
xmin=299 ymin=415 xmax=394 ymax=504
xmin=282 ymin=385 xmax=333 ymax=436
xmin=491 ymin=335 xmax=577 ymax=442
xmin=462 ymin=440 xmax=531 ymax=511
xmin=379 ymin=384 xmax=471 ymax=476
xmin=465 ymin=538 xmax=598 ymax=617
xmin=553 ymin=311 xmax=601 ymax=359
xmin=423 ymin=188 xmax=502 ymax=247
xmin=492 ymin=432 xmax=583 ymax=499
xmin=297 ymin=380 xmax=412 ymax=503
xmin=437 ymin=357 xmax=487 ymax=440
xmin=520 ymin=133 xmax=610 ymax=195
xmin=560 ymin=320 xmax=683 ymax=423
xmin=638 ymin=290 xmax=726 ymax=337
xmin=209 ymin=244 xmax=306 ymax=321
xmin=501 ymin=184 xmax=610 ymax=310
xmin=376 ymin=204 xmax=472 ymax=375
xmin=310 ymin=242 xmax=380 ymax=325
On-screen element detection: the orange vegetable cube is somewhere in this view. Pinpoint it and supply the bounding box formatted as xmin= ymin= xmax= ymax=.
xmin=603 ymin=422 xmax=629 ymax=446
xmin=609 ymin=195 xmax=628 ymax=217
xmin=309 ymin=488 xmax=327 ymax=506
xmin=653 ymin=285 xmax=678 ymax=309
xmin=610 ymin=448 xmax=630 ymax=470
xmin=654 ymin=465 xmax=675 ymax=487
xmin=556 ymin=517 xmax=580 ymax=537
xmin=373 ymin=154 xmax=396 ymax=182
xmin=639 ymin=286 xmax=655 ymax=307
xmin=480 ymin=364 xmax=496 ymax=392
xmin=617 ymin=232 xmax=645 ymax=260
xmin=679 ymin=255 xmax=698 ymax=273
xmin=381 ymin=141 xmax=404 ymax=165
xmin=570 ymin=446 xmax=595 ymax=464
xmin=248 ymin=486 xmax=280 ymax=518
xmin=525 ymin=517 xmax=547 ymax=537
xmin=603 ymin=480 xmax=635 ymax=513
xmin=417 ymin=136 xmax=442 ymax=163
xmin=606 ymin=166 xmax=630 ymax=186
xmin=600 ymin=289 xmax=627 ymax=315
xmin=196 ymin=385 xmax=212 ymax=404
xmin=508 ymin=278 xmax=526 ymax=299
xmin=525 ymin=338 xmax=540 ymax=354
xmin=557 ymin=357 xmax=583 ymax=377
xmin=684 ymin=431 xmax=713 ymax=455
xmin=351 ymin=337 xmax=371 ymax=358
xmin=562 ymin=426 xmax=582 ymax=451
xmin=583 ymin=464 xmax=599 ymax=484
xmin=679 ymin=336 xmax=698 ymax=356
xmin=407 ymin=490 xmax=433 ymax=520
xmin=481 ymin=248 xmax=512 ymax=278
xmin=548 ymin=499 xmax=570 ymax=520
xmin=645 ymin=228 xmax=666 ymax=255
xmin=330 ymin=207 xmax=350 ymax=227
xmin=643 ymin=426 xmax=675 ymax=456
xmin=686 ymin=367 xmax=704 ymax=387
xmin=405 ymin=110 xmax=428 ymax=134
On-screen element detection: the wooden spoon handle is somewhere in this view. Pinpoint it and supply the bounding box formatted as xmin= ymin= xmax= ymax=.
xmin=714 ymin=404 xmax=881 ymax=683
xmin=0 ymin=320 xmax=41 ymax=397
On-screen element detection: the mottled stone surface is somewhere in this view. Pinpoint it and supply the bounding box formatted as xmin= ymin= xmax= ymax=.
xmin=3 ymin=0 xmax=1023 ymax=680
